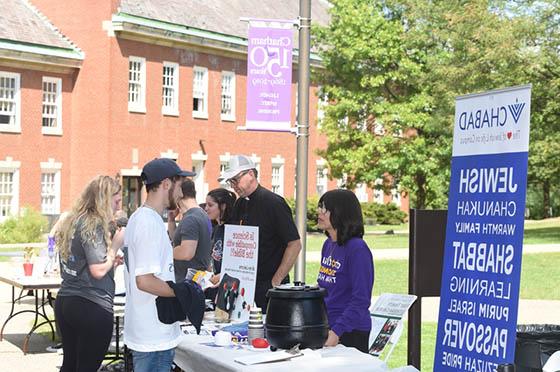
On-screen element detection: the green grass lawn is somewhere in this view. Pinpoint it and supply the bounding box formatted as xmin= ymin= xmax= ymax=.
xmin=383 ymin=321 xmax=437 ymax=371
xmin=307 ymin=233 xmax=409 ymax=251
xmin=365 ymin=223 xmax=408 ymax=233
xmin=303 ymin=252 xmax=560 ymax=300
xmin=306 ymin=217 xmax=559 ymax=251
xmin=523 ymin=217 xmax=560 ymax=244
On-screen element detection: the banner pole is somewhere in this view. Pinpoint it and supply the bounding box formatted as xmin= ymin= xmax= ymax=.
xmin=294 ymin=0 xmax=311 ymax=283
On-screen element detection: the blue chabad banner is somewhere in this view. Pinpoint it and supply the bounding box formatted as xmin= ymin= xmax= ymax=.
xmin=434 ymin=85 xmax=532 ymax=372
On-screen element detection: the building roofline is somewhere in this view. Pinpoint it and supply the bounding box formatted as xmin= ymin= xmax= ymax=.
xmin=112 ymin=12 xmax=323 ymax=67
xmin=0 ymin=39 xmax=83 ymax=73
xmin=20 ymin=0 xmax=84 ymax=53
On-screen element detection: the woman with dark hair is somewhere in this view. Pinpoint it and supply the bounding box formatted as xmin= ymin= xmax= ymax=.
xmin=316 ymin=189 xmax=374 ymax=353
xmin=205 ymin=188 xmax=237 ymax=275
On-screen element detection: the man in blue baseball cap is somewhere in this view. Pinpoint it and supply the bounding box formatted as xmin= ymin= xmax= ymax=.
xmin=123 ymin=158 xmax=194 ymax=371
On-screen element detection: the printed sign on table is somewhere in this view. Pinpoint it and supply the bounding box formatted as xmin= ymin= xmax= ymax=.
xmin=434 ymin=85 xmax=532 ymax=372
xmin=221 ymin=224 xmax=259 ymax=322
xmin=246 ymin=20 xmax=294 ymax=132
xmin=369 ymin=294 xmax=417 ymax=358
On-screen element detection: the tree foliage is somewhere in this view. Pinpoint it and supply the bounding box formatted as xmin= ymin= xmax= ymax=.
xmin=313 ymin=0 xmax=537 ymax=209
xmin=523 ymin=0 xmax=560 ymax=217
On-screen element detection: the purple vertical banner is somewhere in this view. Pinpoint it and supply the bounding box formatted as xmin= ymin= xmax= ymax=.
xmin=246 ymin=21 xmax=294 ymax=132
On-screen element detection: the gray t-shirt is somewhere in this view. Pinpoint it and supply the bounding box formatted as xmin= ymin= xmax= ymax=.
xmin=173 ymin=207 xmax=211 ymax=282
xmin=58 ymin=218 xmax=114 ymax=313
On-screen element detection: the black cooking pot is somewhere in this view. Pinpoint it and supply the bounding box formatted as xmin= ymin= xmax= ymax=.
xmin=265 ymin=284 xmax=329 ymax=349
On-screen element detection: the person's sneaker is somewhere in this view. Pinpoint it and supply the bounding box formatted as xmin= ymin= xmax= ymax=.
xmin=46 ymin=343 xmax=63 ymax=353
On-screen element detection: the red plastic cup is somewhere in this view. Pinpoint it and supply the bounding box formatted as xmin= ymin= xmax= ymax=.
xmin=23 ymin=262 xmax=34 ymax=276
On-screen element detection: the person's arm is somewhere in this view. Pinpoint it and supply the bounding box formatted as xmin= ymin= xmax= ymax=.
xmin=89 ymin=227 xmax=125 ymax=280
xmin=174 ymin=239 xmax=198 ymax=260
xmin=330 ymin=241 xmax=374 ymax=339
xmin=270 ymin=197 xmax=302 ymax=287
xmin=89 ymin=250 xmax=116 ymax=280
xmin=136 ymin=273 xmax=175 ymax=297
xmin=167 ymin=208 xmax=179 ymax=239
xmin=271 ymin=239 xmax=301 ymax=287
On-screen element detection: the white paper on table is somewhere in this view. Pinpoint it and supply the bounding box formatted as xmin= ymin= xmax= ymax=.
xmin=234 ymin=350 xmax=303 ymax=365
xmin=543 ymin=350 xmax=560 ymax=372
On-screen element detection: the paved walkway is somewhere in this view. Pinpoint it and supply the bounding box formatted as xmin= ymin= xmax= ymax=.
xmin=0 ymin=262 xmax=61 ymax=372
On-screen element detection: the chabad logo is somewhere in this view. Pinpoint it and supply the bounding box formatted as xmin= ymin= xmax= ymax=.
xmin=507 ymin=99 xmax=525 ymax=124
xmin=458 ymin=99 xmax=526 ymax=130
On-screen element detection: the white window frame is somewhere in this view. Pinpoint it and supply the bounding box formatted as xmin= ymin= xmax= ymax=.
xmin=0 ymin=72 xmax=21 ymax=133
xmin=128 ymin=56 xmax=146 ymax=113
xmin=250 ymin=154 xmax=261 ymax=181
xmin=391 ymin=186 xmax=402 ymax=207
xmin=40 ymin=158 xmax=62 ymax=215
xmin=192 ymin=66 xmax=208 ymax=119
xmin=160 ymin=149 xmax=179 ymax=160
xmin=220 ymin=71 xmax=235 ymax=121
xmin=191 ymin=151 xmax=208 ymax=204
xmin=162 ymin=61 xmax=179 ymax=116
xmin=374 ymin=178 xmax=384 ymax=204
xmin=317 ymin=92 xmax=328 ymax=129
xmin=0 ymin=157 xmax=20 ymax=221
xmin=355 ymin=183 xmax=369 ymax=203
xmin=316 ymin=159 xmax=328 ymax=196
xmin=41 ymin=77 xmax=62 ymax=135
xmin=271 ymin=155 xmax=285 ymax=196
xmin=219 ymin=152 xmax=231 ymax=187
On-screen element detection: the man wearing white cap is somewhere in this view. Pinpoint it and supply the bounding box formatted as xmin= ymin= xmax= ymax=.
xmin=219 ymin=155 xmax=302 ymax=312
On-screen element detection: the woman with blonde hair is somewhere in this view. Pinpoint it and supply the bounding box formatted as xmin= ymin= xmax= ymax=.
xmin=55 ymin=175 xmax=125 ymax=372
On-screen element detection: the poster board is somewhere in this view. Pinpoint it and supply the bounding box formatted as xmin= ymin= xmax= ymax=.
xmin=369 ymin=293 xmax=417 ymax=359
xmin=434 ymin=85 xmax=532 ymax=371
xmin=221 ymin=224 xmax=259 ymax=322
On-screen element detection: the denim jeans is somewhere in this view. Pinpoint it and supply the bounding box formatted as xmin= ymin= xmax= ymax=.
xmin=131 ymin=348 xmax=175 ymax=372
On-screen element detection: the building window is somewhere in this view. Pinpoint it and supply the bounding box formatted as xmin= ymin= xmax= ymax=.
xmin=162 ymin=62 xmax=179 ymax=116
xmin=192 ymin=151 xmax=208 ymax=204
xmin=0 ymin=72 xmax=21 ymax=133
xmin=41 ymin=172 xmax=60 ymax=215
xmin=40 ymin=159 xmax=62 ymax=215
xmin=392 ymin=186 xmax=401 ymax=207
xmin=0 ymin=172 xmax=15 ymax=219
xmin=271 ymin=156 xmax=285 ymax=196
xmin=317 ymin=87 xmax=328 ymax=129
xmin=355 ymin=183 xmax=368 ymax=202
xmin=122 ymin=176 xmax=142 ymax=217
xmin=374 ymin=178 xmax=384 ymax=204
xmin=128 ymin=56 xmax=146 ymax=113
xmin=192 ymin=66 xmax=208 ymax=118
xmin=42 ymin=77 xmax=62 ymax=135
xmin=316 ymin=166 xmax=328 ymax=196
xmin=271 ymin=166 xmax=284 ymax=195
xmin=250 ymin=154 xmax=261 ymax=181
xmin=221 ymin=71 xmax=235 ymax=121
xmin=0 ymin=158 xmax=20 ymax=221
xmin=219 ymin=153 xmax=231 ymax=187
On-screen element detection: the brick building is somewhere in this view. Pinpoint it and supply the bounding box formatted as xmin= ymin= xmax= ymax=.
xmin=0 ymin=0 xmax=407 ymax=222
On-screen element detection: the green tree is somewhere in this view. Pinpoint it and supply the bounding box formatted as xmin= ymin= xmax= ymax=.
xmin=314 ymin=0 xmax=535 ymax=209
xmin=524 ymin=0 xmax=560 ymax=218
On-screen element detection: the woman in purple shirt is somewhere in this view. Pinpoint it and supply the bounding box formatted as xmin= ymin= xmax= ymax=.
xmin=316 ymin=189 xmax=374 ymax=353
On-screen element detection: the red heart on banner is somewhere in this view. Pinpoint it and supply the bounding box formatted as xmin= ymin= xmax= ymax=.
xmin=507 ymin=132 xmax=512 ymax=139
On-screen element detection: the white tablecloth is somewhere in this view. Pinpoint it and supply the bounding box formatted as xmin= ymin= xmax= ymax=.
xmin=174 ymin=334 xmax=391 ymax=372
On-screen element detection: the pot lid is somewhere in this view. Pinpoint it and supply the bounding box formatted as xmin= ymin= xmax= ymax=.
xmin=274 ymin=283 xmax=319 ymax=291
xmin=267 ymin=284 xmax=326 ymax=299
